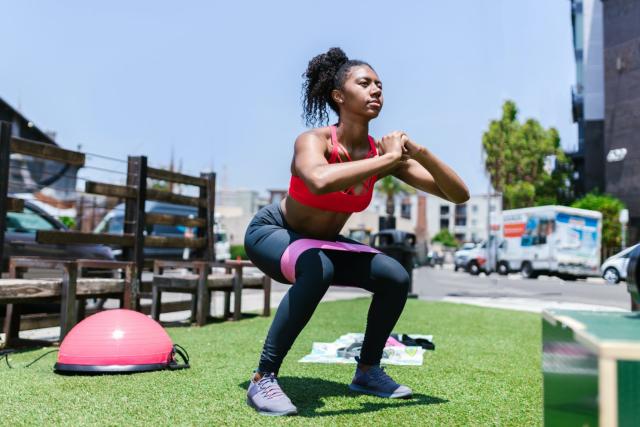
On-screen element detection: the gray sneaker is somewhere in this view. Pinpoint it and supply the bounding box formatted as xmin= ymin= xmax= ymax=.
xmin=246 ymin=372 xmax=298 ymax=416
xmin=349 ymin=363 xmax=413 ymax=398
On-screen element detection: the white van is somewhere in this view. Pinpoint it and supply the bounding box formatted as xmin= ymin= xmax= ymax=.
xmin=493 ymin=205 xmax=602 ymax=280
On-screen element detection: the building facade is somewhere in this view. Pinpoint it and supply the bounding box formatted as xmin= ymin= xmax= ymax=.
xmin=602 ymin=0 xmax=640 ymax=243
xmin=568 ymin=0 xmax=606 ymax=195
xmin=426 ymin=193 xmax=502 ymax=243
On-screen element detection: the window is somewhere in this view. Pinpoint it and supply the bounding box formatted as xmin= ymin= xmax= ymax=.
xmin=107 ymin=216 xmax=124 ymax=233
xmin=471 ymin=204 xmax=478 ymax=213
xmin=6 ymin=207 xmax=57 ymax=233
xmin=440 ymin=218 xmax=449 ymax=229
xmin=455 ymin=204 xmax=467 ymax=216
xmin=400 ymin=198 xmax=411 ymax=219
xmin=455 ymin=204 xmax=467 ymax=226
xmin=440 ymin=205 xmax=449 ymax=215
xmin=454 ymin=233 xmax=465 ymax=242
xmin=489 ymin=204 xmax=496 ymax=212
xmin=471 ymin=219 xmax=477 ymax=226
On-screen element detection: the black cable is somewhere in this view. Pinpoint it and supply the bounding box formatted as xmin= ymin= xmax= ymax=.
xmin=77 ymin=165 xmax=127 ymax=176
xmin=0 ymin=348 xmax=58 ymax=369
xmin=85 ymin=152 xmax=128 ymax=164
xmin=8 ymin=166 xmax=127 ymax=186
xmin=1 ymin=349 xmax=16 ymax=369
xmin=24 ymin=349 xmax=59 ymax=368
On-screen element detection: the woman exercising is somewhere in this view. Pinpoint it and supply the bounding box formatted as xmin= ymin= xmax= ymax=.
xmin=244 ymin=47 xmax=469 ymax=416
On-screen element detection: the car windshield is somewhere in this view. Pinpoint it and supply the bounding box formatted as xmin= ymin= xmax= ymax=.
xmin=6 ymin=207 xmax=57 ymax=233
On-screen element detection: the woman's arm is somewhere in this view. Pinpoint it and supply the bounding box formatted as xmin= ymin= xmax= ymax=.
xmin=294 ymin=131 xmax=406 ymax=195
xmin=390 ymin=138 xmax=470 ymax=204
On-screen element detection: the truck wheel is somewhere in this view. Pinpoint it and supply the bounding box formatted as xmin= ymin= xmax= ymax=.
xmin=603 ymin=267 xmax=620 ymax=284
xmin=521 ymin=262 xmax=538 ymax=279
xmin=497 ymin=262 xmax=509 ymax=276
xmin=468 ymin=262 xmax=480 ymax=276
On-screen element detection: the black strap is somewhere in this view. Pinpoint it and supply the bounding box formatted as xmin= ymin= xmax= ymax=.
xmin=168 ymin=344 xmax=190 ymax=370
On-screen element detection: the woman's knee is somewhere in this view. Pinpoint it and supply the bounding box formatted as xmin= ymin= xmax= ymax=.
xmin=373 ymin=255 xmax=410 ymax=295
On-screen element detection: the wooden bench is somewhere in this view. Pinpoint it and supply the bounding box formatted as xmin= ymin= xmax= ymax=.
xmin=152 ymin=259 xmax=270 ymax=325
xmin=2 ymin=257 xmax=134 ymax=347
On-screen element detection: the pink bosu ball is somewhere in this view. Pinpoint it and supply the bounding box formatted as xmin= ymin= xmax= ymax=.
xmin=55 ymin=309 xmax=189 ymax=374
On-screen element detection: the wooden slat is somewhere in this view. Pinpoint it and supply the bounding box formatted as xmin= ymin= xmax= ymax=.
xmin=76 ymin=259 xmax=134 ymax=270
xmin=154 ymin=272 xmax=234 ymax=289
xmin=7 ymin=197 xmax=24 ymax=212
xmin=147 ymin=166 xmax=207 ymax=187
xmin=144 ymin=235 xmax=206 ymax=249
xmin=154 ymin=259 xmax=212 ymax=271
xmin=36 ymin=230 xmax=136 ymax=246
xmin=76 ymin=278 xmax=124 ymax=295
xmin=85 ymin=181 xmax=136 ymax=199
xmin=146 ymin=213 xmax=206 ymax=227
xmin=241 ymin=276 xmax=267 ymax=286
xmin=147 ymin=188 xmax=206 ymax=208
xmin=0 ymin=278 xmax=124 ymax=302
xmin=0 ymin=279 xmax=62 ymax=300
xmin=1 ymin=299 xmax=195 ymax=331
xmin=10 ymin=136 xmax=85 ymax=166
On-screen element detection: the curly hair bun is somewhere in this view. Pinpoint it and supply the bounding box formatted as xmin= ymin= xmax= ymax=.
xmin=301 ymin=47 xmax=372 ymax=127
xmin=311 ymin=47 xmax=349 ymax=79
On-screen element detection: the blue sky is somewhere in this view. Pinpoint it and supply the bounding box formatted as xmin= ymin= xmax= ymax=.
xmin=1 ymin=0 xmax=576 ymax=195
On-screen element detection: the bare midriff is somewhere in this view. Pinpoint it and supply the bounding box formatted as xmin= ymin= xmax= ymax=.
xmin=280 ymin=196 xmax=351 ymax=240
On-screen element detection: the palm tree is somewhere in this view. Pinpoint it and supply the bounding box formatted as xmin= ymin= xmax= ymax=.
xmin=375 ymin=176 xmax=416 ymax=217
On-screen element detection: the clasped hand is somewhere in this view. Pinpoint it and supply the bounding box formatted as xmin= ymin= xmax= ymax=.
xmin=376 ymin=131 xmax=421 ymax=161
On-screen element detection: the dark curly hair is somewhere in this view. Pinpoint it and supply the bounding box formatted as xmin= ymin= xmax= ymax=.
xmin=301 ymin=47 xmax=373 ymax=127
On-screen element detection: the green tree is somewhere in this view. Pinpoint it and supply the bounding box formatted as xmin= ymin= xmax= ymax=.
xmin=150 ymin=180 xmax=169 ymax=191
xmin=482 ymin=100 xmax=573 ymax=209
xmin=431 ymin=229 xmax=458 ymax=247
xmin=571 ymin=192 xmax=626 ymax=251
xmin=375 ymin=176 xmax=415 ymax=216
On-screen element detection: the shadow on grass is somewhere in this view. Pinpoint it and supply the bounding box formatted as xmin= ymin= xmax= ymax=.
xmin=240 ymin=376 xmax=447 ymax=417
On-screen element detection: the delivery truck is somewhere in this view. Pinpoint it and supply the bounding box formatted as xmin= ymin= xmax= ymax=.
xmin=493 ymin=205 xmax=602 ymax=280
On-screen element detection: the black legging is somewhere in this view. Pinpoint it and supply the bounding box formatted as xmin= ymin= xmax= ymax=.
xmin=244 ymin=202 xmax=410 ymax=374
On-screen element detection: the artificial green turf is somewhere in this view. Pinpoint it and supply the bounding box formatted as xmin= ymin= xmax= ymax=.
xmin=0 ymin=299 xmax=542 ymax=426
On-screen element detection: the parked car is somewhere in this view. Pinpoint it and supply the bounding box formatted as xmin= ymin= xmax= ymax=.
xmin=601 ymin=244 xmax=639 ymax=284
xmin=3 ymin=200 xmax=115 ymax=271
xmin=454 ymin=242 xmax=478 ymax=272
xmin=94 ymin=201 xmax=231 ymax=261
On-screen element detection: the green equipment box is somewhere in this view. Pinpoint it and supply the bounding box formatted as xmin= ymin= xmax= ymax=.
xmin=543 ymin=310 xmax=640 ymax=427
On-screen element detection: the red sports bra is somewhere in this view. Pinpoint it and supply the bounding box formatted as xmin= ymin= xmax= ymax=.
xmin=288 ymin=125 xmax=378 ymax=213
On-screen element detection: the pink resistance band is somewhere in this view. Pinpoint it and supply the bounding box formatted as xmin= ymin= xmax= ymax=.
xmin=280 ymin=239 xmax=381 ymax=284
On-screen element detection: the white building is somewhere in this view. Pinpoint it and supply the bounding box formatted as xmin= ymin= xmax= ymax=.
xmin=215 ymin=188 xmax=268 ymax=245
xmin=426 ymin=193 xmax=502 ymax=243
xmin=345 ymin=190 xmax=427 ymax=239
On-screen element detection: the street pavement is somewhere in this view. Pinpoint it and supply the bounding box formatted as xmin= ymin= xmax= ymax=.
xmin=412 ymin=264 xmax=631 ymax=313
